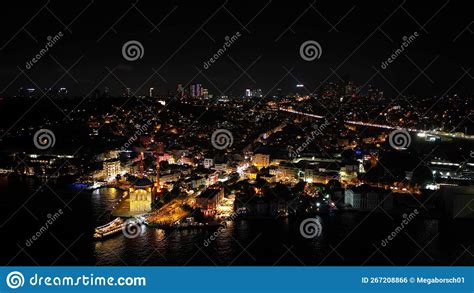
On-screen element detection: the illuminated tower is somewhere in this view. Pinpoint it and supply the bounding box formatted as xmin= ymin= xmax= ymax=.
xmin=139 ymin=152 xmax=145 ymax=178
xmin=154 ymin=142 xmax=165 ymax=190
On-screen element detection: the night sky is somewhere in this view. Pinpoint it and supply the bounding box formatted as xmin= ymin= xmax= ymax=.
xmin=0 ymin=0 xmax=472 ymax=97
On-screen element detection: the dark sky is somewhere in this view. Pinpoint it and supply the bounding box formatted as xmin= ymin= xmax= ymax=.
xmin=0 ymin=0 xmax=472 ymax=97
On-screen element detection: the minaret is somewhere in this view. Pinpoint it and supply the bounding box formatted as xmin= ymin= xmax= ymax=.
xmin=155 ymin=155 xmax=160 ymax=189
xmin=139 ymin=151 xmax=144 ymax=178
xmin=155 ymin=143 xmax=164 ymax=190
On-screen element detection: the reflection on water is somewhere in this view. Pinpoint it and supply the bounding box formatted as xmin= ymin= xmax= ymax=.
xmin=91 ymin=189 xmax=473 ymax=266
xmin=2 ymin=182 xmax=473 ymax=266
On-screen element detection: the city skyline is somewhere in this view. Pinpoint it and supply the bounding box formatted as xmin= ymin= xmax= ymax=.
xmin=0 ymin=0 xmax=472 ymax=98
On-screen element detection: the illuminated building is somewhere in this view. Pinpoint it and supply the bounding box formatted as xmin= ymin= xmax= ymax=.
xmin=129 ymin=178 xmax=153 ymax=213
xmin=195 ymin=185 xmax=224 ymax=217
xmin=103 ymin=160 xmax=121 ymax=179
xmin=201 ymin=88 xmax=209 ymax=98
xmin=253 ymin=153 xmax=270 ymax=169
xmin=245 ymin=89 xmax=251 ymax=97
xmin=244 ymin=166 xmax=258 ymax=180
xmin=190 ymin=84 xmax=202 ymax=98
xmin=203 ymin=158 xmax=214 ymax=168
xmin=245 ymin=88 xmax=263 ymax=98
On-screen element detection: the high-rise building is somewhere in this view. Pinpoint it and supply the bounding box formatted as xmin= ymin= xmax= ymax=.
xmin=201 ymin=88 xmax=209 ymax=99
xmin=149 ymin=87 xmax=155 ymax=97
xmin=196 ymin=84 xmax=201 ymax=97
xmin=177 ymin=84 xmax=184 ymax=98
xmin=245 ymin=89 xmax=252 ymax=97
xmin=245 ymin=89 xmax=263 ymax=98
xmin=190 ymin=84 xmax=202 ymax=97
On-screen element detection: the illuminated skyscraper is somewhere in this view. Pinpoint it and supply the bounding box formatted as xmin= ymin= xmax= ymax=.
xmin=201 ymin=88 xmax=209 ymax=98
xmin=245 ymin=89 xmax=263 ymax=98
xmin=245 ymin=89 xmax=251 ymax=97
xmin=189 ymin=84 xmax=202 ymax=97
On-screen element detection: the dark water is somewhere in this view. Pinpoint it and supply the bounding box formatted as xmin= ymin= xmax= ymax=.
xmin=1 ymin=177 xmax=472 ymax=266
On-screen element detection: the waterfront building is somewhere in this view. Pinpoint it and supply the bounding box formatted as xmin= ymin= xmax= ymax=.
xmin=344 ymin=185 xmax=393 ymax=210
xmin=129 ymin=178 xmax=153 ymax=213
xmin=103 ymin=160 xmax=121 ymax=180
xmin=195 ymin=185 xmax=224 ymax=217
